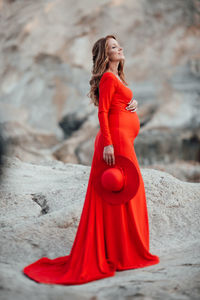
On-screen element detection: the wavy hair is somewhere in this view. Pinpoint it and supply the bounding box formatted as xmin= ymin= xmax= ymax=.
xmin=87 ymin=35 xmax=128 ymax=106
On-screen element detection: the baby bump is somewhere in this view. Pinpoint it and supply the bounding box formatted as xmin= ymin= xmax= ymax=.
xmin=107 ymin=111 xmax=140 ymax=157
xmin=109 ymin=110 xmax=140 ymax=141
xmin=93 ymin=110 xmax=140 ymax=161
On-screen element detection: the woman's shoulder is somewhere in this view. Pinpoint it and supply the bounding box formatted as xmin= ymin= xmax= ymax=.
xmin=99 ymin=72 xmax=118 ymax=86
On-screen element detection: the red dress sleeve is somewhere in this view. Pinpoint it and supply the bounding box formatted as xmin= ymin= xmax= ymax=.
xmin=98 ymin=74 xmax=117 ymax=147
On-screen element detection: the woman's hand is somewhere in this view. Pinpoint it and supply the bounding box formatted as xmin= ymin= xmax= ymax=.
xmin=126 ymin=98 xmax=138 ymax=112
xmin=103 ymin=145 xmax=115 ymax=165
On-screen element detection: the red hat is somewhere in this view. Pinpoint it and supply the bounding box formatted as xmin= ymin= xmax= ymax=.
xmin=94 ymin=155 xmax=140 ymax=205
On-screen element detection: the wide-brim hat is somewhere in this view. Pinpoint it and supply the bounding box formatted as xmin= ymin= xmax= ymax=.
xmin=94 ymin=154 xmax=140 ymax=205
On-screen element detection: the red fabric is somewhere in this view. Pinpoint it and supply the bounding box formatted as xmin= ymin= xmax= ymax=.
xmin=98 ymin=74 xmax=117 ymax=146
xmin=101 ymin=167 xmax=124 ymax=191
xmin=23 ymin=71 xmax=160 ymax=285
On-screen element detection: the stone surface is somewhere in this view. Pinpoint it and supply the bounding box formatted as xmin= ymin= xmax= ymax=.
xmin=0 ymin=155 xmax=199 ymax=299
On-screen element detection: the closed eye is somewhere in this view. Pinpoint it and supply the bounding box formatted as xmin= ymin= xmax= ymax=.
xmin=112 ymin=45 xmax=120 ymax=49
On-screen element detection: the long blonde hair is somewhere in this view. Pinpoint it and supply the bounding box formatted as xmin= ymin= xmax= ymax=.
xmin=87 ymin=35 xmax=128 ymax=106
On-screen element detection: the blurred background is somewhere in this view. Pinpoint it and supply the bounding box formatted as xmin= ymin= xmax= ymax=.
xmin=0 ymin=0 xmax=200 ymax=182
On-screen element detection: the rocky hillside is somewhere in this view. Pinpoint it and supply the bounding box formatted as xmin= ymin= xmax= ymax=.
xmin=0 ymin=0 xmax=200 ymax=182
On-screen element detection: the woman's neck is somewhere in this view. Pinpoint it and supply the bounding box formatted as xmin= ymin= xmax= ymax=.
xmin=106 ymin=62 xmax=119 ymax=76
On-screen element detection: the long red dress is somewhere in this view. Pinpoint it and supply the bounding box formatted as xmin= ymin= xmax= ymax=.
xmin=23 ymin=71 xmax=160 ymax=285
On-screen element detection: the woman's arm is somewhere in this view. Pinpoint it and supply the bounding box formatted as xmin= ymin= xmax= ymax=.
xmin=98 ymin=74 xmax=116 ymax=147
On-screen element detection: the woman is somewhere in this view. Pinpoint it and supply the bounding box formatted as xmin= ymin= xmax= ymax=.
xmin=23 ymin=34 xmax=160 ymax=285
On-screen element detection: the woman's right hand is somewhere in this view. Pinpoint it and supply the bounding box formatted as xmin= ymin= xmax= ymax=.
xmin=103 ymin=145 xmax=115 ymax=165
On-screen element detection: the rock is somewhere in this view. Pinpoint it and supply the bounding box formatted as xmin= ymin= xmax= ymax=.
xmin=0 ymin=156 xmax=199 ymax=299
xmin=53 ymin=120 xmax=98 ymax=164
xmin=0 ymin=121 xmax=61 ymax=163
xmin=135 ymin=127 xmax=200 ymax=165
xmin=145 ymin=159 xmax=200 ymax=183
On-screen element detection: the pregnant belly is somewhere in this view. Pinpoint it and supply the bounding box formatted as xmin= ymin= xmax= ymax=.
xmin=94 ymin=110 xmax=141 ymax=161
xmin=108 ymin=110 xmax=140 ymax=141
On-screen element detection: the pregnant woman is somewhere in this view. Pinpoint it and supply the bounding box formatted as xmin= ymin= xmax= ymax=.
xmin=23 ymin=34 xmax=160 ymax=285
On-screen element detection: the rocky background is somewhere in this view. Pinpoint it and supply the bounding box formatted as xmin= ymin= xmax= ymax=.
xmin=0 ymin=0 xmax=200 ymax=299
xmin=0 ymin=0 xmax=200 ymax=182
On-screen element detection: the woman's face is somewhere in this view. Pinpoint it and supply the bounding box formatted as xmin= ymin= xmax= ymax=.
xmin=106 ymin=38 xmax=125 ymax=62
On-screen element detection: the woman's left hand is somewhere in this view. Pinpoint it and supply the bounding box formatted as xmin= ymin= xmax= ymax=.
xmin=126 ymin=99 xmax=138 ymax=112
